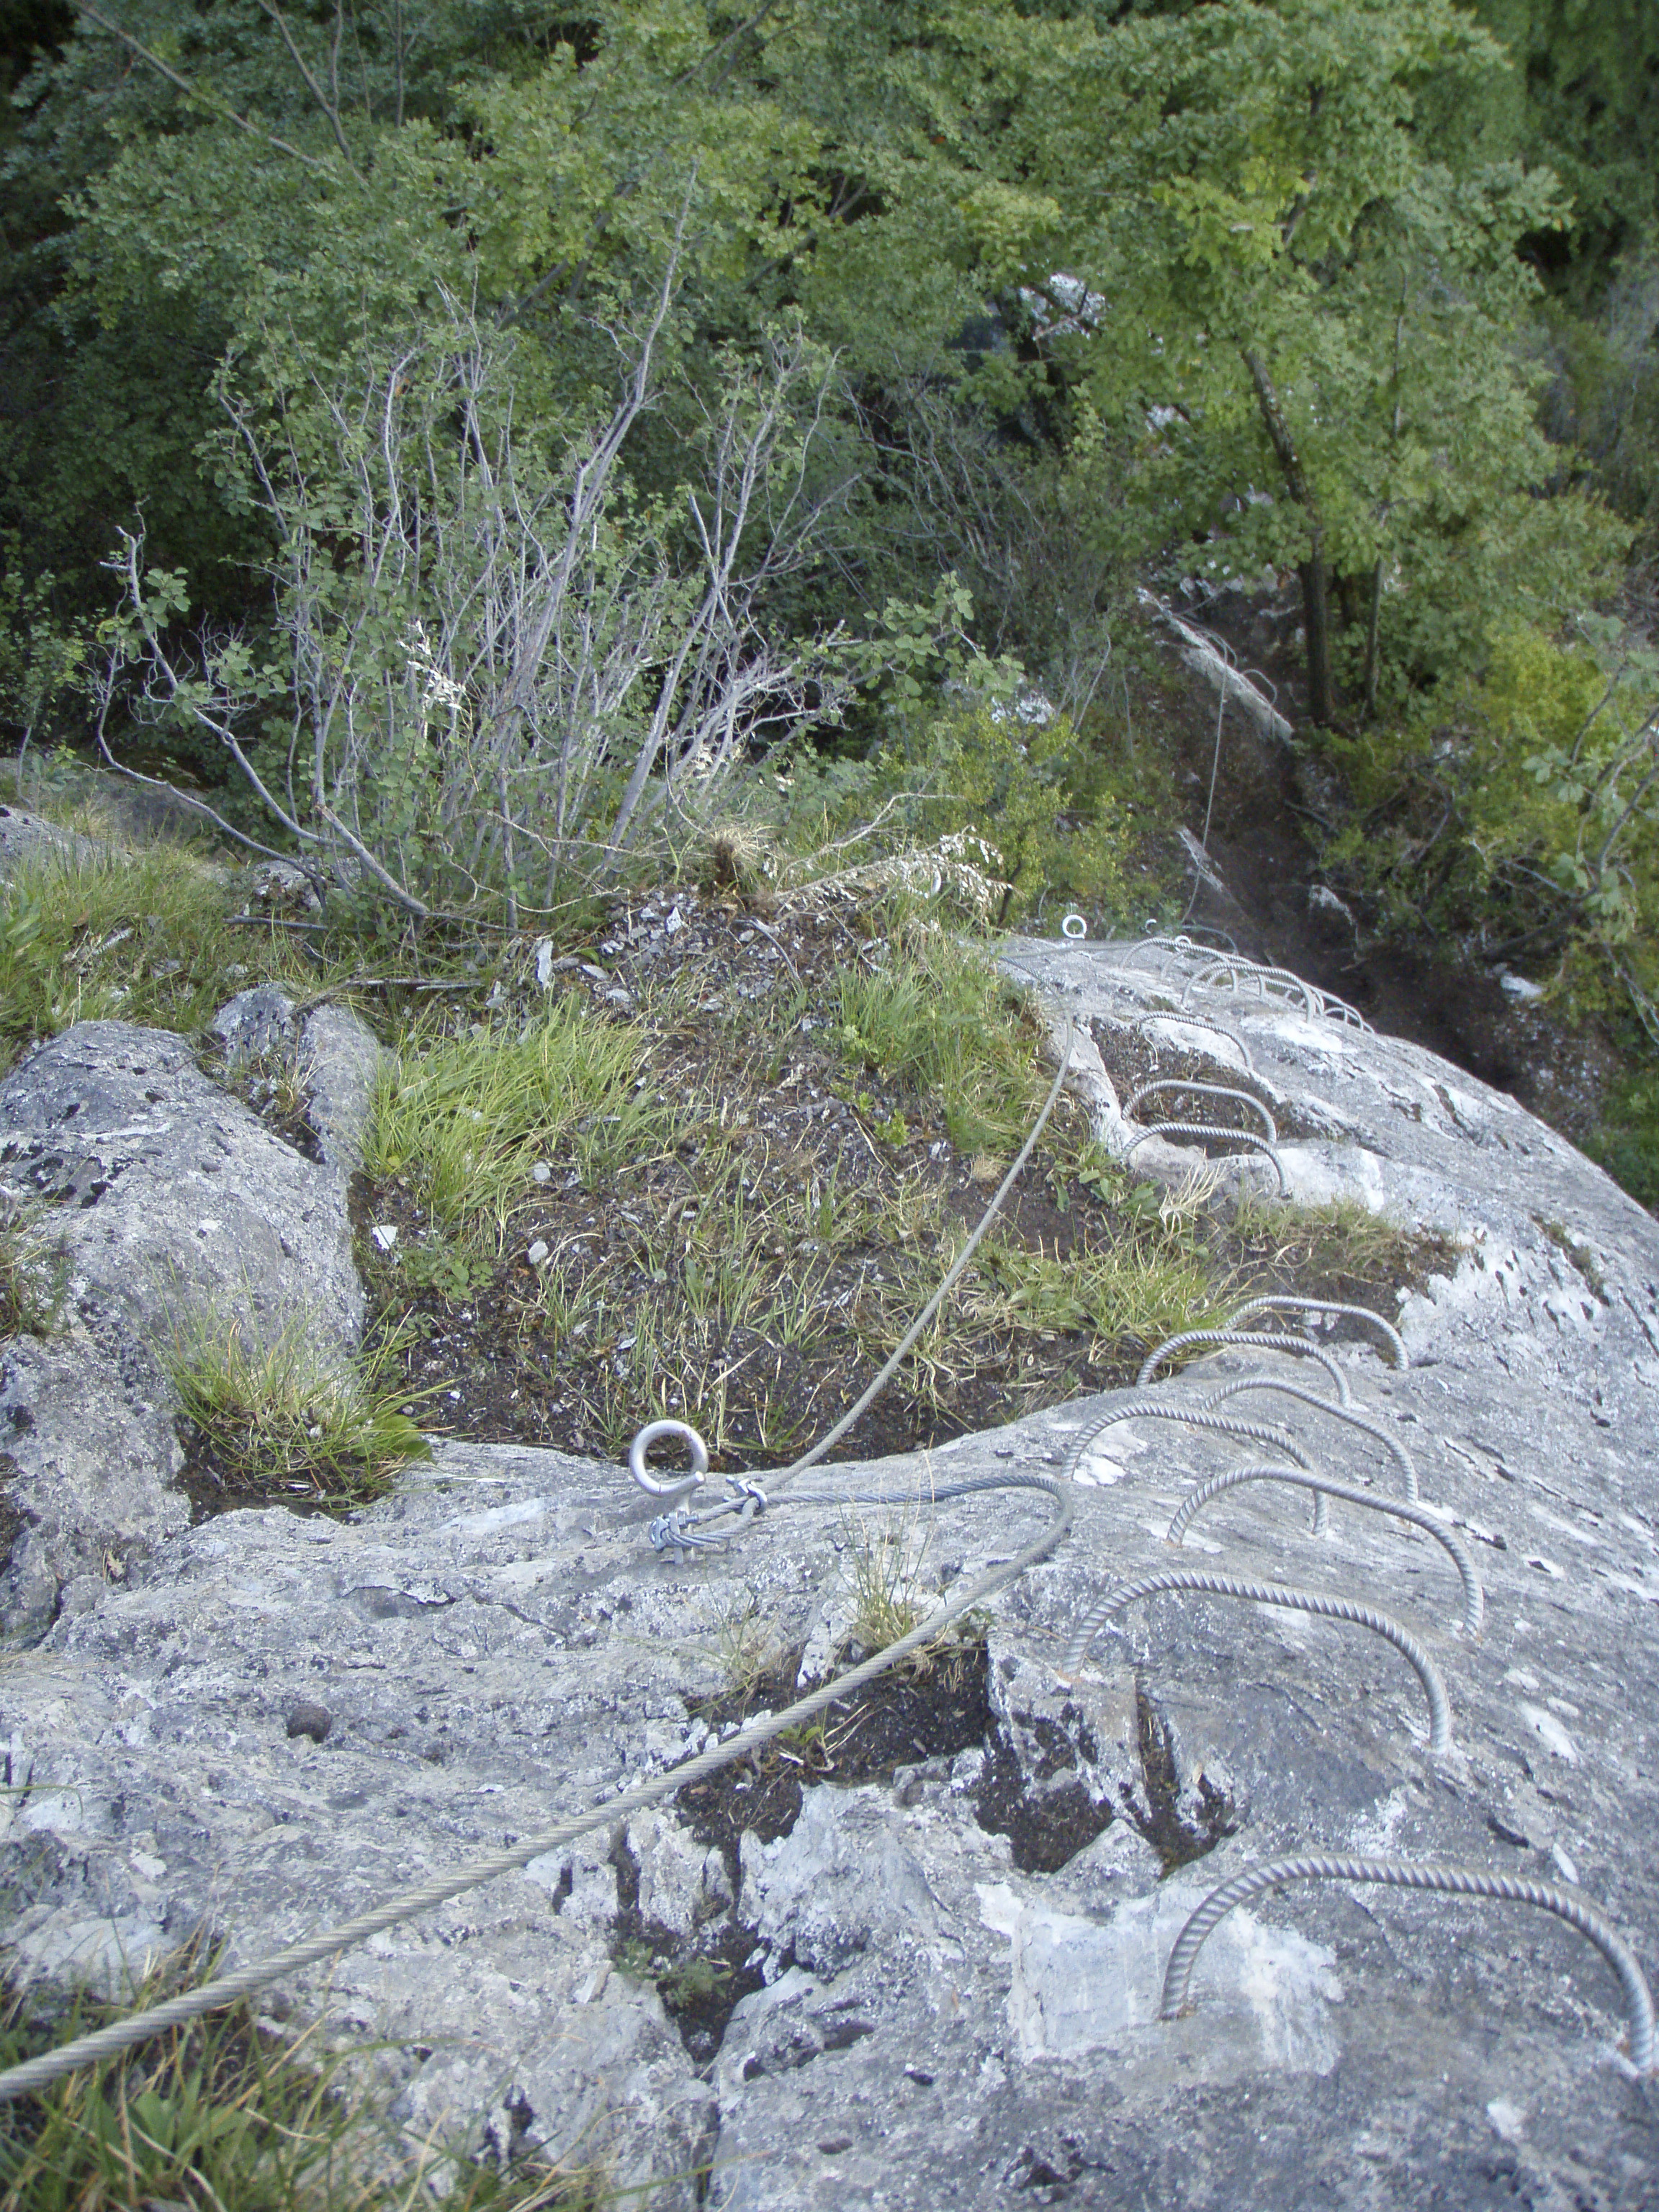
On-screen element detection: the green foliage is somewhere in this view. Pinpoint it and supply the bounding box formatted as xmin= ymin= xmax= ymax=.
xmin=967 ymin=1232 xmax=1225 ymax=1354
xmin=1321 ymin=617 xmax=1659 ymax=986
xmin=867 ymin=700 xmax=1166 ymax=929
xmin=1459 ymin=3 xmax=1659 ymax=286
xmin=1586 ymin=1069 xmax=1659 ymax=1210
xmin=0 ymin=841 xmax=296 ymax=1071
xmin=0 ymin=1973 xmax=605 ymax=2211
xmin=0 ymin=552 xmax=89 ymax=755
xmin=820 ymin=0 xmax=1624 ymax=724
xmin=0 ymin=1202 xmax=65 ymax=1339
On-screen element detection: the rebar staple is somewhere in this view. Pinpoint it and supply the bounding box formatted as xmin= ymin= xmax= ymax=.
xmin=1159 ymin=1856 xmax=1655 ymax=2072
xmin=1131 ymin=1008 xmax=1255 ymax=1069
xmin=1124 ymin=1080 xmax=1277 ymax=1141
xmin=1058 ymin=1568 xmax=1452 ymax=1753
xmin=1137 ymin=1330 xmax=1352 ymax=1401
xmin=1225 ymin=1295 xmax=1408 ymax=1370
xmin=1197 ymin=1375 xmax=1419 ymax=1501
xmin=1124 ymin=1122 xmax=1288 ymax=1194
xmin=1166 ymin=1465 xmax=1483 ymax=1637
xmin=1066 ymin=1399 xmax=1317 ymax=1482
xmin=1183 ymin=957 xmax=1320 ymax=1018
xmin=1119 ymin=932 xmax=1236 ymax=970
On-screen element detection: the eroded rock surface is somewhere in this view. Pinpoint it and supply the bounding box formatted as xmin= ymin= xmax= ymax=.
xmin=3 ymin=940 xmax=1658 ymax=2207
xmin=0 ymin=1012 xmax=377 ymax=1624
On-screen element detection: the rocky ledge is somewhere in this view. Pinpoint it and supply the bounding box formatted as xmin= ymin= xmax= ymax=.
xmin=2 ymin=935 xmax=1656 ymax=2208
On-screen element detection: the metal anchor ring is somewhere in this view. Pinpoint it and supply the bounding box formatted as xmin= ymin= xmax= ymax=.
xmin=1061 ymin=912 xmax=1088 ymax=939
xmin=629 ymin=1419 xmax=711 ymax=1498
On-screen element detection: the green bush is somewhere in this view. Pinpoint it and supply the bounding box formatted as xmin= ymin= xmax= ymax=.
xmin=1587 ymin=1068 xmax=1659 ymax=1210
xmin=853 ymin=701 xmax=1171 ymax=930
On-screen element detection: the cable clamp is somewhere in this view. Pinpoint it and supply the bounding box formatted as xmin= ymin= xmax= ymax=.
xmin=647 ymin=1509 xmax=728 ymax=1563
xmin=727 ymin=1476 xmax=768 ymax=1514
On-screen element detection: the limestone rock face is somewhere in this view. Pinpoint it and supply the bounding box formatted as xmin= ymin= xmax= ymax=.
xmin=0 ymin=1013 xmax=376 ymax=1622
xmin=4 ymin=943 xmax=1659 ymax=2208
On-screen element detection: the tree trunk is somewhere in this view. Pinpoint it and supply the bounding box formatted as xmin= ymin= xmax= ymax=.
xmin=1241 ymin=347 xmax=1336 ymax=725
xmin=1298 ymin=554 xmax=1335 ymax=727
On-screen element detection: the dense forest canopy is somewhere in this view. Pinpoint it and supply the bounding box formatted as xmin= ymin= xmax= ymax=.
xmin=0 ymin=0 xmax=1655 ymax=1151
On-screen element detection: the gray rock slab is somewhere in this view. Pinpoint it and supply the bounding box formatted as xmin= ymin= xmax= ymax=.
xmin=3 ymin=946 xmax=1658 ymax=2205
xmin=212 ymin=985 xmax=299 ymax=1067
xmin=0 ymin=803 xmax=106 ymax=873
xmin=0 ymin=1013 xmax=378 ymax=1627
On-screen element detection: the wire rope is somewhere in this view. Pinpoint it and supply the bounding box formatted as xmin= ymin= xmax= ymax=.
xmin=0 ymin=1477 xmax=1072 ymax=2104
xmin=0 ymin=1030 xmax=1086 ymax=2103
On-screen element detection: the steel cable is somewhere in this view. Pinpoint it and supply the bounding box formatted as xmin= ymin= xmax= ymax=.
xmin=1058 ymin=1568 xmax=1452 ymax=1754
xmin=761 ymin=1020 xmax=1075 ymax=1498
xmin=0 ymin=1475 xmax=1073 ymax=2103
xmin=1159 ymin=1856 xmax=1655 ymax=2072
xmin=0 ymin=1032 xmax=1087 ymax=2103
xmin=1165 ymin=1465 xmax=1483 ymax=1637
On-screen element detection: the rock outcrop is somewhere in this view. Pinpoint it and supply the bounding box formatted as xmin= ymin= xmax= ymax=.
xmin=0 ymin=1007 xmax=378 ymax=1629
xmin=3 ymin=938 xmax=1657 ymax=2208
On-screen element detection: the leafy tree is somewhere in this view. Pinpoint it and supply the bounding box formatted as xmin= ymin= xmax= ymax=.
xmin=904 ymin=0 xmax=1625 ymax=723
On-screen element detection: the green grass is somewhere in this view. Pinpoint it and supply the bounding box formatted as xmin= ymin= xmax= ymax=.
xmin=0 ymin=842 xmax=314 ymax=1075
xmin=0 ymin=1970 xmax=608 ymax=2211
xmin=367 ymin=998 xmax=671 ymax=1252
xmin=1225 ymin=1192 xmax=1457 ymax=1300
xmin=0 ymin=1206 xmax=65 ymax=1340
xmin=832 ymin=931 xmax=1046 ymax=1153
xmin=840 ymin=1493 xmax=932 ymax=1659
xmin=159 ymin=1306 xmax=431 ymax=1508
xmin=963 ymin=1230 xmax=1227 ymax=1352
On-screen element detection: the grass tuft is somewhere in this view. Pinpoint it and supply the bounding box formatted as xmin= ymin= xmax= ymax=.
xmin=0 ymin=844 xmax=310 ymax=1074
xmin=0 ymin=1205 xmax=65 ymax=1340
xmin=367 ymin=999 xmax=669 ymax=1253
xmin=159 ymin=1306 xmax=431 ymax=1509
xmin=0 ymin=1956 xmax=609 ymax=2211
xmin=833 ymin=931 xmax=1045 ymax=1153
xmin=1226 ymin=1192 xmax=1458 ymax=1303
xmin=839 ymin=1492 xmax=933 ymax=1663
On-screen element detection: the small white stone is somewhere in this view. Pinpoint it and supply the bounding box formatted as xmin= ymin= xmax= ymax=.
xmin=527 ymin=1239 xmax=550 ymax=1267
xmin=531 ymin=1162 xmax=552 ymax=1184
xmin=370 ymin=1223 xmax=399 ymax=1253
